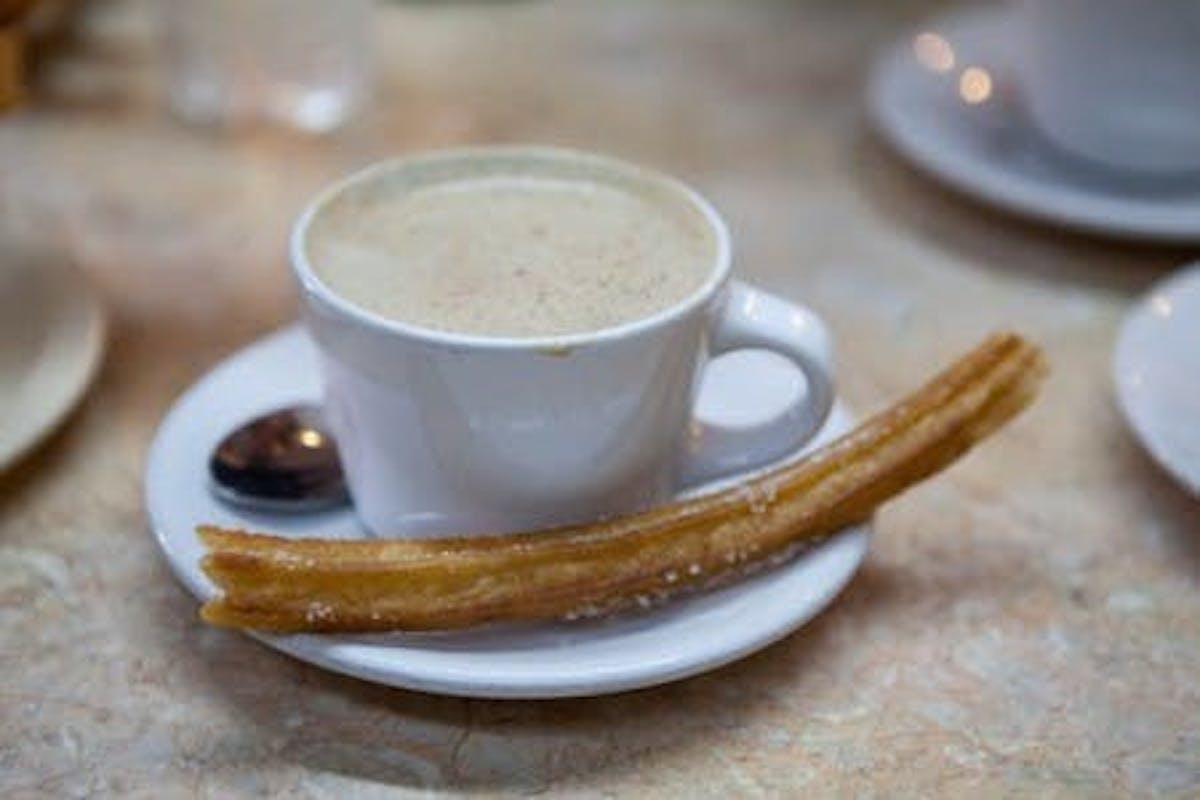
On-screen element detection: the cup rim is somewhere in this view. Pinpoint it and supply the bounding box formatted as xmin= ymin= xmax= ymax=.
xmin=289 ymin=145 xmax=732 ymax=351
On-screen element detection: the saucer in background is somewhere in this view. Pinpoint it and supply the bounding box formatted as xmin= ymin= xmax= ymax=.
xmin=0 ymin=247 xmax=105 ymax=472
xmin=1114 ymin=263 xmax=1200 ymax=496
xmin=868 ymin=5 xmax=1200 ymax=242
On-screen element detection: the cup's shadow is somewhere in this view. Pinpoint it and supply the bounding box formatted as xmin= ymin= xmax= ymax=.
xmin=1110 ymin=418 xmax=1200 ymax=576
xmin=0 ymin=404 xmax=89 ymax=518
xmin=150 ymin=505 xmax=1124 ymax=795
xmin=850 ymin=126 xmax=1196 ymax=298
xmin=0 ymin=326 xmax=109 ymax=519
xmin=146 ymin=555 xmax=914 ymax=792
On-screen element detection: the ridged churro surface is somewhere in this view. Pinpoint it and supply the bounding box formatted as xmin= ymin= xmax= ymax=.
xmin=199 ymin=333 xmax=1047 ymax=633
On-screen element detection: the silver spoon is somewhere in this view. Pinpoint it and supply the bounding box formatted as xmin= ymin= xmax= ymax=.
xmin=209 ymin=405 xmax=349 ymax=512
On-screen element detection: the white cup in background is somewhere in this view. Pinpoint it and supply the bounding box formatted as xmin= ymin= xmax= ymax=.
xmin=1017 ymin=0 xmax=1200 ymax=176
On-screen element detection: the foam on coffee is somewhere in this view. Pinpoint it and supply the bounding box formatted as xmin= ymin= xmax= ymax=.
xmin=307 ymin=169 xmax=713 ymax=338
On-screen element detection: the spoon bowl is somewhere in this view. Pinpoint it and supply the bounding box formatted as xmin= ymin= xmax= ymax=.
xmin=209 ymin=405 xmax=349 ymax=513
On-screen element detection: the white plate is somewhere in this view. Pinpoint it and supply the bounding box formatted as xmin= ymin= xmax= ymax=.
xmin=0 ymin=247 xmax=105 ymax=472
xmin=1114 ymin=263 xmax=1200 ymax=495
xmin=146 ymin=327 xmax=871 ymax=699
xmin=868 ymin=6 xmax=1200 ymax=243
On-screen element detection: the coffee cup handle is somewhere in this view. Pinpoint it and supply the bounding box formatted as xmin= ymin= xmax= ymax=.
xmin=679 ymin=281 xmax=835 ymax=487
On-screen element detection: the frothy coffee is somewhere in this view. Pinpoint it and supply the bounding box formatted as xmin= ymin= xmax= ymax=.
xmin=307 ymin=169 xmax=713 ymax=338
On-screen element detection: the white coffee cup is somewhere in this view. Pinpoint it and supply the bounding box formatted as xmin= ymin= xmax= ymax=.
xmin=1017 ymin=0 xmax=1200 ymax=176
xmin=291 ymin=147 xmax=835 ymax=538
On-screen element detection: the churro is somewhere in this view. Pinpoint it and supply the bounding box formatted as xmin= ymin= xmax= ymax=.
xmin=199 ymin=332 xmax=1047 ymax=633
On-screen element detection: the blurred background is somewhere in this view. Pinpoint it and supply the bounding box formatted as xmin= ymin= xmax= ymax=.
xmin=2 ymin=1 xmax=1198 ymax=796
xmin=3 ymin=0 xmax=1188 ymax=392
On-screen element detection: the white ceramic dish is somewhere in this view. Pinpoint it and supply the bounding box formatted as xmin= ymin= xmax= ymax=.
xmin=146 ymin=326 xmax=871 ymax=699
xmin=0 ymin=247 xmax=105 ymax=472
xmin=868 ymin=5 xmax=1200 ymax=243
xmin=1113 ymin=263 xmax=1200 ymax=495
xmin=291 ymin=148 xmax=835 ymax=537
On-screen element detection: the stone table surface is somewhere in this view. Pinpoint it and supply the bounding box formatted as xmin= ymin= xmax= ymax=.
xmin=1 ymin=1 xmax=1198 ymax=796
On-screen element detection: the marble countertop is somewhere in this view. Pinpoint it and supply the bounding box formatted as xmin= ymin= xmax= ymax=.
xmin=2 ymin=1 xmax=1197 ymax=795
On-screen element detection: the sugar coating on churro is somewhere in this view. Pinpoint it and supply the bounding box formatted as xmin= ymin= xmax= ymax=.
xmin=198 ymin=333 xmax=1047 ymax=634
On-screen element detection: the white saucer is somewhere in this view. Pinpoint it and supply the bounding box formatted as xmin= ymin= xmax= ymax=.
xmin=146 ymin=326 xmax=871 ymax=699
xmin=1114 ymin=263 xmax=1200 ymax=495
xmin=868 ymin=6 xmax=1200 ymax=242
xmin=0 ymin=246 xmax=105 ymax=472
